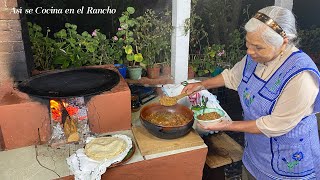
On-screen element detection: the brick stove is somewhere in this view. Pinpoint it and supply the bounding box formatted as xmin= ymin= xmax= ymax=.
xmin=0 ymin=65 xmax=131 ymax=150
xmin=0 ymin=0 xmax=132 ymax=150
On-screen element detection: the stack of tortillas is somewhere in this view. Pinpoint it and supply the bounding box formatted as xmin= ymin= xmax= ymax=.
xmin=66 ymin=134 xmax=133 ymax=180
xmin=84 ymin=136 xmax=127 ymax=161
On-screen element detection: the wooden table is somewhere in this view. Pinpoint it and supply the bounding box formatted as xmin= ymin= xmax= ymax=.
xmin=205 ymin=132 xmax=243 ymax=168
xmin=202 ymin=132 xmax=243 ymax=180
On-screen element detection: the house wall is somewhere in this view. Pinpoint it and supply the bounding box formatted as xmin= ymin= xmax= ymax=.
xmin=0 ymin=0 xmax=32 ymax=85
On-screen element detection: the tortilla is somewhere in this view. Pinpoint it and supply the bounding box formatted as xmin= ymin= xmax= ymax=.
xmin=84 ymin=137 xmax=127 ymax=161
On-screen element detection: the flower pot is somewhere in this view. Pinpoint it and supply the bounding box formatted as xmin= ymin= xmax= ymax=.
xmin=114 ymin=64 xmax=127 ymax=78
xmin=128 ymin=66 xmax=142 ymax=80
xmin=147 ymin=65 xmax=161 ymax=79
xmin=161 ymin=64 xmax=171 ymax=77
xmin=188 ymin=66 xmax=195 ymax=79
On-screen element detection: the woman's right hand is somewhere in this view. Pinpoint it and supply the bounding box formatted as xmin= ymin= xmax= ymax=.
xmin=181 ymin=82 xmax=205 ymax=95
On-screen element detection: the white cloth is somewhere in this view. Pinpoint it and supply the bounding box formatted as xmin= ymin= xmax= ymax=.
xmin=161 ymin=80 xmax=232 ymax=136
xmin=66 ymin=134 xmax=133 ymax=180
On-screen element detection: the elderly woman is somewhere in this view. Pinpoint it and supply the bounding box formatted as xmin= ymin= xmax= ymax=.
xmin=182 ymin=6 xmax=320 ymax=179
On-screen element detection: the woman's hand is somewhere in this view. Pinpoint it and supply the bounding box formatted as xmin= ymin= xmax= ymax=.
xmin=197 ymin=120 xmax=233 ymax=131
xmin=181 ymin=82 xmax=205 ymax=95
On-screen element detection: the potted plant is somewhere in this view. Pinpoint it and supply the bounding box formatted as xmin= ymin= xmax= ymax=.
xmin=116 ymin=7 xmax=144 ymax=80
xmin=161 ymin=50 xmax=171 ymax=77
xmin=28 ymin=22 xmax=56 ymax=71
xmin=158 ymin=10 xmax=172 ymax=77
xmin=131 ymin=9 xmax=172 ymax=79
xmin=134 ymin=10 xmax=163 ymax=79
xmin=189 ymin=54 xmax=201 ymax=79
xmin=109 ymin=35 xmax=127 ymax=78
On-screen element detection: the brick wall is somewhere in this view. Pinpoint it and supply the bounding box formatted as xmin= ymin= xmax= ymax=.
xmin=0 ymin=0 xmax=33 ymax=84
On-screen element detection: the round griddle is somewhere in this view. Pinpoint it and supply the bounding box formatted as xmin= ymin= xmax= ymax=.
xmin=18 ymin=68 xmax=120 ymax=98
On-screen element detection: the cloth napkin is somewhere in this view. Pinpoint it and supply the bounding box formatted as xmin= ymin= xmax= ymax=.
xmin=66 ymin=134 xmax=132 ymax=180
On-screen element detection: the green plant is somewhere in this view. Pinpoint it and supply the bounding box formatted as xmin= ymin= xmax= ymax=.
xmin=134 ymin=9 xmax=172 ymax=67
xmin=299 ymin=27 xmax=320 ymax=55
xmin=188 ymin=0 xmax=209 ymax=54
xmin=225 ymin=29 xmax=245 ymax=67
xmin=159 ymin=10 xmax=172 ymax=66
xmin=28 ymin=22 xmax=126 ymax=70
xmin=116 ymin=7 xmax=143 ymax=67
xmin=28 ymin=22 xmax=56 ymax=70
xmin=53 ymin=23 xmax=95 ymax=68
xmin=189 ymin=44 xmax=226 ymax=77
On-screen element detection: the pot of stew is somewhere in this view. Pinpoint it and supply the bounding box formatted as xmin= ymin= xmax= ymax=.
xmin=140 ymin=103 xmax=194 ymax=139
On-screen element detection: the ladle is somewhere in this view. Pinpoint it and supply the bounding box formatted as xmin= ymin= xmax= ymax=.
xmin=159 ymin=92 xmax=188 ymax=106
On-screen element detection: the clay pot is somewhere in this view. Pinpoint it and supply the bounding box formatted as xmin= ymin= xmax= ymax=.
xmin=128 ymin=66 xmax=142 ymax=80
xmin=140 ymin=103 xmax=194 ymax=139
xmin=147 ymin=64 xmax=161 ymax=79
xmin=188 ymin=66 xmax=195 ymax=79
xmin=161 ymin=64 xmax=171 ymax=77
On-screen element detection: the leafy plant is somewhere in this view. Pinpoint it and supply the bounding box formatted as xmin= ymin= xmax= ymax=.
xmin=188 ymin=0 xmax=209 ymax=54
xmin=28 ymin=22 xmax=124 ymax=70
xmin=28 ymin=22 xmax=56 ymax=70
xmin=133 ymin=9 xmax=172 ymax=68
xmin=53 ymin=23 xmax=93 ymax=68
xmin=299 ymin=27 xmax=320 ymax=55
xmin=225 ymin=29 xmax=245 ymax=67
xmin=116 ymin=7 xmax=143 ymax=67
xmin=189 ymin=44 xmax=226 ymax=77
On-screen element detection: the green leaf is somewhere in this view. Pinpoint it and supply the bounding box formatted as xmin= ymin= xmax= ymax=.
xmin=86 ymin=44 xmax=95 ymax=53
xmin=119 ymin=16 xmax=126 ymax=23
xmin=127 ymin=7 xmax=135 ymax=14
xmin=128 ymin=37 xmax=134 ymax=43
xmin=134 ymin=53 xmax=143 ymax=62
xmin=126 ymin=54 xmax=134 ymax=61
xmin=62 ymin=60 xmax=69 ymax=69
xmin=53 ymin=56 xmax=66 ymax=64
xmin=124 ymin=45 xmax=133 ymax=54
xmin=55 ymin=29 xmax=67 ymax=38
xmin=208 ymin=50 xmax=216 ymax=58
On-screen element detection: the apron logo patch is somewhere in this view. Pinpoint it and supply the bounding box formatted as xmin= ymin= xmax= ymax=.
xmin=243 ymin=88 xmax=255 ymax=107
xmin=281 ymin=151 xmax=304 ymax=171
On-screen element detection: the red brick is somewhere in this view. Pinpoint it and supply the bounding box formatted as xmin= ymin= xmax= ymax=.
xmin=0 ymin=0 xmax=5 ymax=8
xmin=12 ymin=41 xmax=23 ymax=51
xmin=0 ymin=20 xmax=9 ymax=31
xmin=0 ymin=42 xmax=13 ymax=52
xmin=0 ymin=51 xmax=25 ymax=62
xmin=0 ymin=52 xmax=29 ymax=82
xmin=0 ymin=42 xmax=24 ymax=52
xmin=7 ymin=20 xmax=21 ymax=30
xmin=0 ymin=10 xmax=20 ymax=20
xmin=88 ymin=77 xmax=132 ymax=133
xmin=6 ymin=0 xmax=18 ymax=8
xmin=0 ymin=30 xmax=22 ymax=41
xmin=0 ymin=101 xmax=50 ymax=150
xmin=0 ymin=60 xmax=11 ymax=80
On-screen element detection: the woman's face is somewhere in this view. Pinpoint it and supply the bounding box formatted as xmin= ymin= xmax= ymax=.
xmin=245 ymin=31 xmax=283 ymax=63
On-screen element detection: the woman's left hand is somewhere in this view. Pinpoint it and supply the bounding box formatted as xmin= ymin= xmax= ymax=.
xmin=197 ymin=120 xmax=233 ymax=131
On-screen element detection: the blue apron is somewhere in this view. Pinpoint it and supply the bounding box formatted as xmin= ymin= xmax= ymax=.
xmin=238 ymin=51 xmax=320 ymax=179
